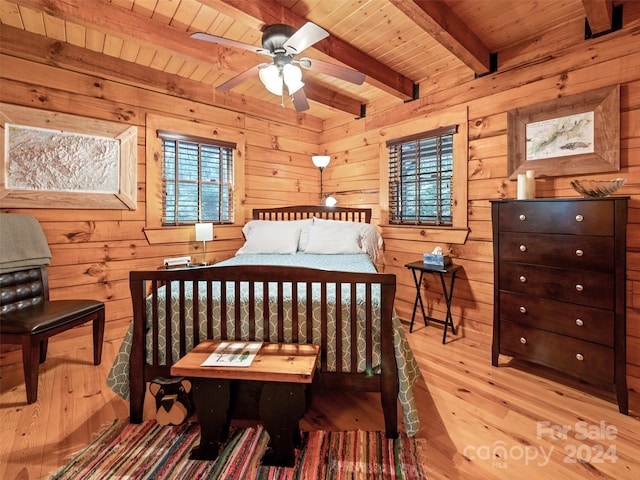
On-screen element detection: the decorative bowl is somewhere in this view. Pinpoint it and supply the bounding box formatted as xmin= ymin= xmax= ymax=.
xmin=570 ymin=178 xmax=627 ymax=198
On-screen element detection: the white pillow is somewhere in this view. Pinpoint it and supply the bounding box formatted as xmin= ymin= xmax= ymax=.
xmin=310 ymin=218 xmax=383 ymax=260
xmin=236 ymin=224 xmax=301 ymax=255
xmin=304 ymin=221 xmax=362 ymax=254
xmin=242 ymin=219 xmax=312 ymax=251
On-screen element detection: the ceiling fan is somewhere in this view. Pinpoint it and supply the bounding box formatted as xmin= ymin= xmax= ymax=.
xmin=191 ymin=22 xmax=366 ymax=112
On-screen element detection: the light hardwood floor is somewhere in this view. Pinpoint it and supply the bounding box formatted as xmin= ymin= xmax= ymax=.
xmin=1 ymin=319 xmax=638 ymax=479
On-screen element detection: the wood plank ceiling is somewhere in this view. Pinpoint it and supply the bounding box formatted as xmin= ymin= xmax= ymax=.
xmin=0 ymin=0 xmax=620 ymax=122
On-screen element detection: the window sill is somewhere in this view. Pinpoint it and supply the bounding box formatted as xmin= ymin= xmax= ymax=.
xmin=379 ymin=224 xmax=469 ymax=245
xmin=144 ymin=224 xmax=242 ymax=245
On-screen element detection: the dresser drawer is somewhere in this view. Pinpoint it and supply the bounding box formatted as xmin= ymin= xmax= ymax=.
xmin=499 ymin=263 xmax=613 ymax=309
xmin=499 ymin=291 xmax=614 ymax=345
xmin=498 ymin=232 xmax=614 ymax=272
xmin=497 ymin=200 xmax=613 ymax=235
xmin=500 ymin=322 xmax=614 ymax=383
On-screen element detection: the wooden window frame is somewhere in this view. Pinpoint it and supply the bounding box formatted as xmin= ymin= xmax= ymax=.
xmin=379 ymin=106 xmax=469 ymax=245
xmin=387 ymin=125 xmax=457 ymax=226
xmin=157 ymin=130 xmax=235 ymax=226
xmin=144 ymin=114 xmax=245 ymax=245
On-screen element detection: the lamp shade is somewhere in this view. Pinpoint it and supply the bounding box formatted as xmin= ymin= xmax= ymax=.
xmin=325 ymin=195 xmax=338 ymax=207
xmin=258 ymin=64 xmax=283 ymax=96
xmin=312 ymin=155 xmax=331 ymax=168
xmin=283 ymin=64 xmax=304 ymax=94
xmin=195 ymin=223 xmax=213 ymax=242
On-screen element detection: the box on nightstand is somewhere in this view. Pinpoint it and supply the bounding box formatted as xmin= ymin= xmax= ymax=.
xmin=423 ymin=253 xmax=451 ymax=268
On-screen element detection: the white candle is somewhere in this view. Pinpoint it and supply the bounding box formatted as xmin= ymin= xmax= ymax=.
xmin=517 ymin=173 xmax=527 ymax=199
xmin=526 ymin=170 xmax=536 ymax=199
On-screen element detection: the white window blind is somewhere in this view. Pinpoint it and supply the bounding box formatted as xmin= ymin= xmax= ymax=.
xmin=158 ymin=130 xmax=235 ymax=225
xmin=387 ymin=125 xmax=457 ymax=225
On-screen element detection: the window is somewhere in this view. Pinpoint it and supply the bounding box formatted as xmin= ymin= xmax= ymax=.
xmin=158 ymin=130 xmax=235 ymax=225
xmin=387 ymin=125 xmax=457 ymax=225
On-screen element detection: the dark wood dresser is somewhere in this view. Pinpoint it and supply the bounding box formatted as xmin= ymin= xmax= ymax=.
xmin=491 ymin=197 xmax=628 ymax=414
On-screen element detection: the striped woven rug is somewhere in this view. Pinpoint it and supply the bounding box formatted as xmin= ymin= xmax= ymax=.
xmin=51 ymin=420 xmax=427 ymax=480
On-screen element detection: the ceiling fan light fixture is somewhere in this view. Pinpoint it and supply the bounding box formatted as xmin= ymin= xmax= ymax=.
xmin=259 ymin=64 xmax=283 ymax=95
xmin=283 ymin=64 xmax=304 ymax=94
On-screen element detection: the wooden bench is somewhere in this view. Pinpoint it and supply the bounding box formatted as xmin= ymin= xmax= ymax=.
xmin=171 ymin=340 xmax=320 ymax=467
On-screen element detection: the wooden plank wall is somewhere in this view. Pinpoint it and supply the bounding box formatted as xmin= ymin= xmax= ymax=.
xmin=0 ymin=51 xmax=321 ymax=332
xmin=319 ymin=3 xmax=640 ymax=405
xmin=1 ymin=4 xmax=639 ymax=410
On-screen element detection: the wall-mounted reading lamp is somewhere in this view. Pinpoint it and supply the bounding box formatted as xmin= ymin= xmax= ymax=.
xmin=311 ymin=155 xmax=331 ymax=205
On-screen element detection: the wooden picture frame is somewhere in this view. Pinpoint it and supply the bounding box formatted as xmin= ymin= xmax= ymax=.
xmin=507 ymin=85 xmax=619 ymax=179
xmin=0 ymin=103 xmax=137 ymax=210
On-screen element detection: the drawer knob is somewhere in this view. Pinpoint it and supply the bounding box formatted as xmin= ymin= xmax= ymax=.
xmin=519 ymin=306 xmax=527 ymax=314
xmin=519 ymin=214 xmax=526 ymax=221
xmin=576 ymin=353 xmax=584 ymax=362
xmin=519 ymin=275 xmax=527 ymax=283
xmin=520 ymin=337 xmax=527 ymax=344
xmin=575 ymin=318 xmax=584 ymax=327
xmin=575 ymin=249 xmax=584 ymax=257
xmin=575 ymin=214 xmax=584 ymax=222
xmin=575 ymin=284 xmax=584 ymax=292
xmin=519 ymin=244 xmax=527 ymax=252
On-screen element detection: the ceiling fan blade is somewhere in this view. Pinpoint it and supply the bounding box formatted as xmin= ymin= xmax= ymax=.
xmin=216 ymin=64 xmax=264 ymax=92
xmin=191 ymin=32 xmax=270 ymax=56
xmin=299 ymin=57 xmax=366 ymax=85
xmin=291 ymin=89 xmax=310 ymax=112
xmin=283 ymin=22 xmax=329 ymax=54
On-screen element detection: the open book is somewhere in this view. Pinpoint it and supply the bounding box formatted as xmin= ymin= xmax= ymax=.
xmin=201 ymin=341 xmax=263 ymax=367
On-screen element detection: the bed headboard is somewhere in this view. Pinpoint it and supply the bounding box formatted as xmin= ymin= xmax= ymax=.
xmin=252 ymin=205 xmax=372 ymax=223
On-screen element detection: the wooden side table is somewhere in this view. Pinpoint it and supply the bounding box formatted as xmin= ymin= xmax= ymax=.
xmin=405 ymin=261 xmax=462 ymax=343
xmin=171 ymin=340 xmax=320 ymax=467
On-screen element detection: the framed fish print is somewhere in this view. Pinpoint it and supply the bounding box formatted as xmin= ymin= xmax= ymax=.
xmin=507 ymin=85 xmax=620 ymax=179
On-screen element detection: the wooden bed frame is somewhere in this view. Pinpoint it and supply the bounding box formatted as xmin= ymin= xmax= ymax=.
xmin=128 ymin=206 xmax=400 ymax=437
xmin=252 ymin=205 xmax=371 ymax=223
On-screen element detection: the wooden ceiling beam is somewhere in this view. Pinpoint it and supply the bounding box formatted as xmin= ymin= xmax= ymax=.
xmin=205 ymin=0 xmax=415 ymax=100
xmin=388 ymin=0 xmax=492 ymax=74
xmin=582 ymin=0 xmax=614 ymax=35
xmin=301 ymin=81 xmax=364 ymax=118
xmin=0 ymin=25 xmax=312 ymax=124
xmin=12 ymin=0 xmax=364 ymax=115
xmin=0 ymin=24 xmax=210 ymax=96
xmin=0 ymin=24 xmax=320 ymax=125
xmin=12 ymin=0 xmax=255 ymax=71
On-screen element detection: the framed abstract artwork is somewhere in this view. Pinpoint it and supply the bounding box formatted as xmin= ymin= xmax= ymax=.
xmin=1 ymin=103 xmax=137 ymax=209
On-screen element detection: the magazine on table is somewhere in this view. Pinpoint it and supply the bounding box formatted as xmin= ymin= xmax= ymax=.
xmin=201 ymin=341 xmax=263 ymax=367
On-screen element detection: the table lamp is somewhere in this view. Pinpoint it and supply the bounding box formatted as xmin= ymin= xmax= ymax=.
xmin=195 ymin=223 xmax=213 ymax=265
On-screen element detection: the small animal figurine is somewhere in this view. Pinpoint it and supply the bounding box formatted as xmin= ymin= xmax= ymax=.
xmin=149 ymin=377 xmax=193 ymax=425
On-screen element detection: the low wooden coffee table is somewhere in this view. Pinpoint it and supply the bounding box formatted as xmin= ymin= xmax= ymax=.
xmin=171 ymin=340 xmax=320 ymax=467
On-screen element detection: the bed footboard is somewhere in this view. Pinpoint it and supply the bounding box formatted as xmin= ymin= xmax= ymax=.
xmin=128 ymin=265 xmax=399 ymax=437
